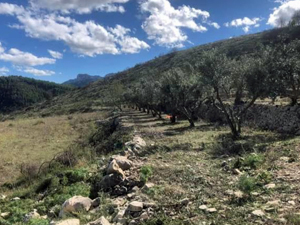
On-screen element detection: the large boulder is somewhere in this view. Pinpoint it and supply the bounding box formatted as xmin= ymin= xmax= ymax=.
xmin=99 ymin=173 xmax=124 ymax=191
xmin=50 ymin=219 xmax=80 ymax=225
xmin=111 ymin=156 xmax=133 ymax=171
xmin=88 ymin=216 xmax=111 ymax=225
xmin=107 ymin=160 xmax=125 ymax=178
xmin=59 ymin=196 xmax=92 ymax=217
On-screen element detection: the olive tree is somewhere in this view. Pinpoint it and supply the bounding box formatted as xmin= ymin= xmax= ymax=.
xmin=196 ymin=48 xmax=276 ymax=139
xmin=273 ymin=39 xmax=300 ymax=105
xmin=159 ymin=64 xmax=208 ymax=127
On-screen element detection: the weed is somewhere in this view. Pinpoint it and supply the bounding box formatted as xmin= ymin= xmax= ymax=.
xmin=140 ymin=165 xmax=153 ymax=183
xmin=286 ymin=213 xmax=300 ymax=225
xmin=243 ymin=153 xmax=265 ymax=170
xmin=238 ymin=174 xmax=256 ymax=194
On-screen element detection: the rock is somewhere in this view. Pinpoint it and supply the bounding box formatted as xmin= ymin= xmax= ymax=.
xmin=225 ymin=190 xmax=234 ymax=196
xmin=128 ymin=201 xmax=143 ymax=212
xmin=234 ymin=191 xmax=244 ymax=199
xmin=251 ymin=192 xmax=260 ymax=196
xmin=280 ymin=157 xmax=290 ymax=162
xmin=199 ymin=205 xmax=208 ymax=211
xmin=111 ymin=156 xmax=133 ymax=171
xmin=140 ymin=212 xmax=149 ymax=220
xmin=0 ymin=195 xmax=6 ymax=200
xmin=266 ymin=200 xmax=280 ymax=206
xmin=131 ymin=186 xmax=139 ymax=192
xmin=99 ymin=173 xmax=124 ymax=191
xmin=206 ymin=208 xmax=217 ymax=213
xmin=24 ymin=209 xmax=41 ymax=222
xmin=113 ymin=210 xmax=126 ymax=223
xmin=221 ymin=161 xmax=228 ymax=167
xmin=252 ymin=210 xmax=265 ymax=217
xmin=288 ymin=200 xmax=296 ymax=205
xmin=143 ymin=202 xmax=157 ymax=208
xmin=107 ymin=160 xmax=125 ymax=178
xmin=264 ymin=183 xmax=276 ymax=189
xmin=88 ymin=216 xmax=111 ymax=225
xmin=12 ymin=197 xmax=20 ymax=201
xmin=233 ymin=169 xmax=242 ymax=175
xmin=180 ymin=198 xmax=189 ymax=206
xmin=141 ymin=183 xmax=155 ymax=192
xmin=128 ymin=220 xmax=138 ymax=225
xmin=91 ymin=197 xmax=101 ymax=208
xmin=50 ymin=219 xmax=80 ymax=225
xmin=59 ymin=196 xmax=92 ymax=217
xmin=0 ymin=212 xmax=10 ymax=219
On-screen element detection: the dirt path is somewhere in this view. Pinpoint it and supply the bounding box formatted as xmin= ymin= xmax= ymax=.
xmin=118 ymin=108 xmax=300 ymax=224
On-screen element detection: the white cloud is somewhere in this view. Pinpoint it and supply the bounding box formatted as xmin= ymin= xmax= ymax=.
xmin=0 ymin=42 xmax=5 ymax=53
xmin=29 ymin=0 xmax=129 ymax=13
xmin=268 ymin=0 xmax=300 ymax=27
xmin=0 ymin=43 xmax=56 ymax=66
xmin=0 ymin=3 xmax=150 ymax=56
xmin=140 ymin=0 xmax=212 ymax=48
xmin=208 ymin=22 xmax=220 ymax=29
xmin=0 ymin=3 xmax=25 ymax=15
xmin=48 ymin=50 xmax=63 ymax=59
xmin=0 ymin=66 xmax=9 ymax=75
xmin=23 ymin=67 xmax=55 ymax=76
xmin=225 ymin=17 xmax=261 ymax=33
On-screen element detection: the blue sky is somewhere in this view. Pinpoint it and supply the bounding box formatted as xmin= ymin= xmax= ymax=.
xmin=0 ymin=0 xmax=299 ymax=83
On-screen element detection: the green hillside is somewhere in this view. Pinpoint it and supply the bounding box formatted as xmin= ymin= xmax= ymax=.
xmin=0 ymin=76 xmax=73 ymax=113
xmin=22 ymin=26 xmax=300 ymax=117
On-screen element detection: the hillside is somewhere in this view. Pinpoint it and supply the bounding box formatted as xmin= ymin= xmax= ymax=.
xmin=15 ymin=26 xmax=300 ymax=117
xmin=63 ymin=74 xmax=103 ymax=88
xmin=0 ymin=76 xmax=72 ymax=113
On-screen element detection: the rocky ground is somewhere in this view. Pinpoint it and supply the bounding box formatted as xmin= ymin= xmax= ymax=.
xmin=1 ymin=109 xmax=300 ymax=225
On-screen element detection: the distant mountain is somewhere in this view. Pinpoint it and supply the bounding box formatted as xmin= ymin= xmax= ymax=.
xmin=63 ymin=74 xmax=103 ymax=87
xmin=0 ymin=76 xmax=72 ymax=113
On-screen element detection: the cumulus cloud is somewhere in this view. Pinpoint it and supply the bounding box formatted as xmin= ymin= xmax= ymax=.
xmin=29 ymin=0 xmax=129 ymax=14
xmin=48 ymin=50 xmax=63 ymax=59
xmin=225 ymin=17 xmax=261 ymax=33
xmin=23 ymin=67 xmax=55 ymax=76
xmin=0 ymin=3 xmax=150 ymax=56
xmin=268 ymin=0 xmax=300 ymax=27
xmin=0 ymin=43 xmax=55 ymax=66
xmin=0 ymin=3 xmax=25 ymax=15
xmin=0 ymin=66 xmax=9 ymax=75
xmin=140 ymin=0 xmax=214 ymax=48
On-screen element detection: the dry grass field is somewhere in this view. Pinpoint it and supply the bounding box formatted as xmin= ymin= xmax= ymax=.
xmin=0 ymin=112 xmax=103 ymax=185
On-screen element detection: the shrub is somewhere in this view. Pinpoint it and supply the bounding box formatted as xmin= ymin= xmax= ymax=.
xmin=140 ymin=165 xmax=153 ymax=183
xmin=238 ymin=174 xmax=256 ymax=194
xmin=242 ymin=153 xmax=265 ymax=170
xmin=20 ymin=163 xmax=39 ymax=181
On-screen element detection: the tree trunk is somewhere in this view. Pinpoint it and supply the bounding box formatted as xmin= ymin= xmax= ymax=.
xmin=170 ymin=114 xmax=176 ymax=123
xmin=290 ymin=97 xmax=298 ymax=106
xmin=188 ymin=119 xmax=195 ymax=127
xmin=147 ymin=106 xmax=150 ymax=114
xmin=143 ymin=108 xmax=146 ymax=113
xmin=151 ymin=110 xmax=157 ymax=117
xmin=234 ymin=89 xmax=243 ymax=105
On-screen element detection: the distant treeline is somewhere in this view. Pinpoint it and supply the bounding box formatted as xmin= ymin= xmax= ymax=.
xmin=0 ymin=76 xmax=72 ymax=113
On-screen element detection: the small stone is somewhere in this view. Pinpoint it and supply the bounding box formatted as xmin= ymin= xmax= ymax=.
xmin=24 ymin=209 xmax=41 ymax=222
xmin=0 ymin=212 xmax=10 ymax=219
xmin=143 ymin=202 xmax=157 ymax=208
xmin=59 ymin=196 xmax=92 ymax=217
xmin=234 ymin=191 xmax=244 ymax=198
xmin=50 ymin=219 xmax=80 ymax=225
xmin=140 ymin=212 xmax=149 ymax=220
xmin=206 ymin=208 xmax=217 ymax=213
xmin=142 ymin=183 xmax=155 ymax=192
xmin=88 ymin=216 xmax=111 ymax=225
xmin=280 ymin=157 xmax=290 ymax=162
xmin=225 ymin=190 xmax=234 ymax=196
xmin=128 ymin=201 xmax=143 ymax=212
xmin=180 ymin=198 xmax=189 ymax=206
xmin=251 ymin=192 xmax=260 ymax=196
xmin=128 ymin=220 xmax=138 ymax=225
xmin=0 ymin=195 xmax=6 ymax=200
xmin=233 ymin=169 xmax=242 ymax=175
xmin=252 ymin=210 xmax=265 ymax=217
xmin=12 ymin=197 xmax=20 ymax=201
xmin=199 ymin=205 xmax=208 ymax=210
xmin=221 ymin=161 xmax=228 ymax=167
xmin=266 ymin=200 xmax=280 ymax=206
xmin=264 ymin=183 xmax=276 ymax=189
xmin=113 ymin=210 xmax=125 ymax=223
xmin=131 ymin=186 xmax=139 ymax=192
xmin=288 ymin=201 xmax=296 ymax=205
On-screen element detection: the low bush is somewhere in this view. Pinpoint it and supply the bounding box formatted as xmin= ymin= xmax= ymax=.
xmin=238 ymin=174 xmax=256 ymax=194
xmin=140 ymin=165 xmax=153 ymax=183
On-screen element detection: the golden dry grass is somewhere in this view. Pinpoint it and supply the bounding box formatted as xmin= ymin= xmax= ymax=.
xmin=0 ymin=112 xmax=103 ymax=185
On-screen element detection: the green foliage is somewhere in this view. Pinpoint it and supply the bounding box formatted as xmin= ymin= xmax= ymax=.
xmin=140 ymin=165 xmax=153 ymax=183
xmin=238 ymin=174 xmax=256 ymax=194
xmin=0 ymin=76 xmax=72 ymax=113
xmin=286 ymin=213 xmax=300 ymax=225
xmin=242 ymin=153 xmax=265 ymax=170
